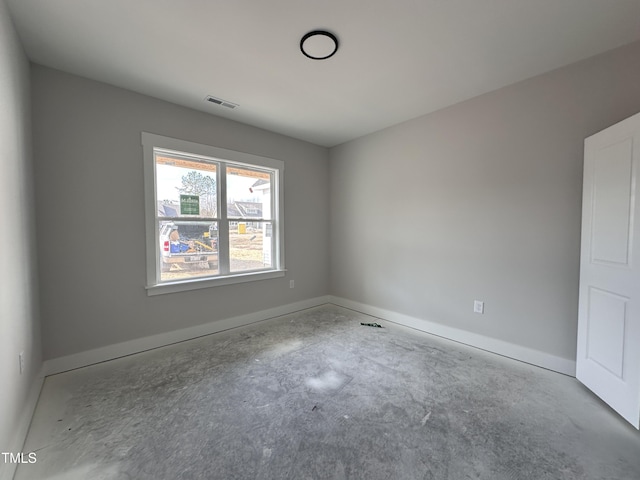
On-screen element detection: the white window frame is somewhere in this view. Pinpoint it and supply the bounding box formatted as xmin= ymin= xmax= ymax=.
xmin=142 ymin=132 xmax=285 ymax=295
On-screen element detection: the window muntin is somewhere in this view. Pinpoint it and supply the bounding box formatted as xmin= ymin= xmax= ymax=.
xmin=142 ymin=133 xmax=284 ymax=294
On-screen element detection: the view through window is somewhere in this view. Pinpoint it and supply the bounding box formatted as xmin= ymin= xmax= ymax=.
xmin=143 ymin=133 xmax=284 ymax=292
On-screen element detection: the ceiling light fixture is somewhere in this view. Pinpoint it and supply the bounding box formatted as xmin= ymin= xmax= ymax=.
xmin=300 ymin=30 xmax=339 ymax=60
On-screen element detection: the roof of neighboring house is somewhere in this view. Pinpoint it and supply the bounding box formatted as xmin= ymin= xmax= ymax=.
xmin=229 ymin=201 xmax=263 ymax=219
xmin=158 ymin=200 xmax=263 ymax=219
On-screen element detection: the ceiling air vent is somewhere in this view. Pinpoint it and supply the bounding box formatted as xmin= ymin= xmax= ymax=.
xmin=205 ymin=95 xmax=238 ymax=109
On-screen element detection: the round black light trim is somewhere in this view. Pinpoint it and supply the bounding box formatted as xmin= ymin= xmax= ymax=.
xmin=300 ymin=30 xmax=339 ymax=60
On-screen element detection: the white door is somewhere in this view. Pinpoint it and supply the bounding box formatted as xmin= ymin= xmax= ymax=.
xmin=577 ymin=112 xmax=640 ymax=428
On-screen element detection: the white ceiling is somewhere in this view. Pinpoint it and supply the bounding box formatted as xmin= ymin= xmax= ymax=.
xmin=6 ymin=0 xmax=640 ymax=147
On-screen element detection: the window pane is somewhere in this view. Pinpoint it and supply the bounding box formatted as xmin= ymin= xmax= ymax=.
xmin=229 ymin=221 xmax=273 ymax=272
xmin=156 ymin=154 xmax=217 ymax=218
xmin=159 ymin=220 xmax=219 ymax=282
xmin=227 ymin=167 xmax=272 ymax=220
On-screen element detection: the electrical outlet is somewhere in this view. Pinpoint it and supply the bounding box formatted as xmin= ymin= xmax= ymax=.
xmin=19 ymin=352 xmax=24 ymax=374
xmin=473 ymin=300 xmax=484 ymax=314
xmin=289 ymin=280 xmax=295 ymax=289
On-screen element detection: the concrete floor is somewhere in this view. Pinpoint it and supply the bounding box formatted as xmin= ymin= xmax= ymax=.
xmin=16 ymin=305 xmax=640 ymax=480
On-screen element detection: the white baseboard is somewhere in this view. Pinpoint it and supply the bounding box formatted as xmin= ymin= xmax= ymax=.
xmin=1 ymin=367 xmax=45 ymax=480
xmin=43 ymin=296 xmax=331 ymax=376
xmin=328 ymin=295 xmax=576 ymax=376
xmin=42 ymin=294 xmax=576 ymax=378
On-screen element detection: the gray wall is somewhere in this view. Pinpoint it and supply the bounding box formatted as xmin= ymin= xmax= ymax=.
xmin=329 ymin=40 xmax=640 ymax=362
xmin=32 ymin=66 xmax=330 ymax=360
xmin=0 ymin=0 xmax=42 ymax=467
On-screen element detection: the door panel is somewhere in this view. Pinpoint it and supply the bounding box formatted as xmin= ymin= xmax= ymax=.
xmin=591 ymin=138 xmax=633 ymax=266
xmin=586 ymin=287 xmax=626 ymax=378
xmin=577 ymin=112 xmax=640 ymax=429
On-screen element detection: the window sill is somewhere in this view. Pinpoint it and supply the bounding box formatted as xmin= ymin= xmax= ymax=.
xmin=146 ymin=269 xmax=286 ymax=296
